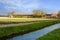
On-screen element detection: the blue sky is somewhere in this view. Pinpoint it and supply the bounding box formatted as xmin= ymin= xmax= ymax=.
xmin=0 ymin=0 xmax=60 ymax=15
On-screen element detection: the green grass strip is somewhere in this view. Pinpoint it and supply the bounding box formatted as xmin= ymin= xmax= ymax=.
xmin=37 ymin=28 xmax=60 ymax=40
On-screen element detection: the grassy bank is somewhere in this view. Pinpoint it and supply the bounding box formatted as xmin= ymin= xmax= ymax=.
xmin=37 ymin=28 xmax=60 ymax=40
xmin=0 ymin=20 xmax=48 ymax=24
xmin=0 ymin=22 xmax=21 ymax=24
xmin=0 ymin=20 xmax=60 ymax=39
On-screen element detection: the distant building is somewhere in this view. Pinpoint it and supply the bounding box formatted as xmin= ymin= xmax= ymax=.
xmin=51 ymin=13 xmax=58 ymax=18
xmin=8 ymin=12 xmax=34 ymax=18
xmin=46 ymin=14 xmax=51 ymax=18
xmin=12 ymin=14 xmax=33 ymax=18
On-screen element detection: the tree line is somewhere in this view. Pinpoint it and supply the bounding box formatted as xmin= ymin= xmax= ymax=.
xmin=8 ymin=10 xmax=60 ymax=18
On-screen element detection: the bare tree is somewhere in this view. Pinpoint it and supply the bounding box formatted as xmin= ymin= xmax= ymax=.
xmin=33 ymin=10 xmax=46 ymax=18
xmin=8 ymin=12 xmax=14 ymax=18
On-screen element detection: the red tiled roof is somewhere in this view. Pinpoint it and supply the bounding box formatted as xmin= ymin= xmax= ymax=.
xmin=51 ymin=14 xmax=57 ymax=17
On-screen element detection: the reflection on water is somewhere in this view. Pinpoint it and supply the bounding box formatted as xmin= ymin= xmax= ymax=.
xmin=8 ymin=23 xmax=60 ymax=40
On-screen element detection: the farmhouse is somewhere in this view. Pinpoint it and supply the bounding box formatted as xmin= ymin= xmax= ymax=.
xmin=46 ymin=13 xmax=58 ymax=18
xmin=8 ymin=12 xmax=34 ymax=18
xmin=10 ymin=14 xmax=33 ymax=18
xmin=51 ymin=13 xmax=58 ymax=18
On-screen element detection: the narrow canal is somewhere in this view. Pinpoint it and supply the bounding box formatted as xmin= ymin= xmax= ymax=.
xmin=8 ymin=23 xmax=60 ymax=40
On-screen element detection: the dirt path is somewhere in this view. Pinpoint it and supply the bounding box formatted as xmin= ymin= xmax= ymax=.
xmin=0 ymin=22 xmax=40 ymax=28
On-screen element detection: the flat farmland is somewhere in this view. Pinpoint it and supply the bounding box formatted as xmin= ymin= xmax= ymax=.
xmin=0 ymin=17 xmax=58 ymax=22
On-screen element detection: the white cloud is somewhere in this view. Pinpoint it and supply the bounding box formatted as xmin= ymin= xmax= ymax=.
xmin=0 ymin=0 xmax=40 ymax=12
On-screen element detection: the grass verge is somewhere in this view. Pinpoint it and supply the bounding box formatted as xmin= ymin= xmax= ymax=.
xmin=37 ymin=28 xmax=60 ymax=40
